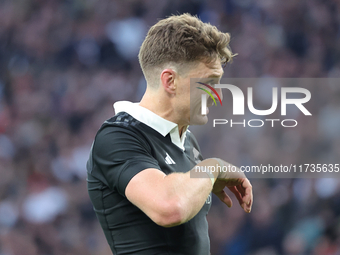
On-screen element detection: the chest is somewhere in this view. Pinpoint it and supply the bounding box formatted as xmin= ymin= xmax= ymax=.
xmin=146 ymin=134 xmax=202 ymax=175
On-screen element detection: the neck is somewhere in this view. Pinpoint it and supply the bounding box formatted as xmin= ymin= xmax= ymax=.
xmin=178 ymin=126 xmax=186 ymax=137
xmin=139 ymin=89 xmax=187 ymax=137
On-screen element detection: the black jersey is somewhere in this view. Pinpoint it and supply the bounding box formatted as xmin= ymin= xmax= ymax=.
xmin=87 ymin=109 xmax=211 ymax=255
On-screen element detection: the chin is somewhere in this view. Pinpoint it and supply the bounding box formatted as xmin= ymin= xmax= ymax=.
xmin=190 ymin=115 xmax=208 ymax=126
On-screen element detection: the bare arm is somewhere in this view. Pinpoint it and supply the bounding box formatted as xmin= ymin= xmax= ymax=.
xmin=125 ymin=158 xmax=253 ymax=227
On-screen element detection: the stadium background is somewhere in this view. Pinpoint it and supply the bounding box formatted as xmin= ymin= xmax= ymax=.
xmin=0 ymin=0 xmax=340 ymax=254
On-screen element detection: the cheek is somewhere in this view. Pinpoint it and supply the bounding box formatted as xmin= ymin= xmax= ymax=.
xmin=193 ymin=93 xmax=203 ymax=109
xmin=188 ymin=89 xmax=201 ymax=105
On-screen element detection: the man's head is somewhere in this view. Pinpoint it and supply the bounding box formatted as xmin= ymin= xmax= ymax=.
xmin=138 ymin=14 xmax=234 ymax=127
xmin=139 ymin=13 xmax=233 ymax=85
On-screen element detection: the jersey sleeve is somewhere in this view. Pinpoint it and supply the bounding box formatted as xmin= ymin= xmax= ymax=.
xmin=92 ymin=125 xmax=161 ymax=196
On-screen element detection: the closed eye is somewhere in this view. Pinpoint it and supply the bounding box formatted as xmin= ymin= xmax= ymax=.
xmin=202 ymin=79 xmax=218 ymax=87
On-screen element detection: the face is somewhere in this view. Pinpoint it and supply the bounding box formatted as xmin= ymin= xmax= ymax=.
xmin=174 ymin=59 xmax=224 ymax=126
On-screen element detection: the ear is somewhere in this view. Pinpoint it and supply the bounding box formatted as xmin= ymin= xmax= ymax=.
xmin=160 ymin=69 xmax=177 ymax=95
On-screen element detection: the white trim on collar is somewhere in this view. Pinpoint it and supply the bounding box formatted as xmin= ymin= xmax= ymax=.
xmin=113 ymin=101 xmax=187 ymax=151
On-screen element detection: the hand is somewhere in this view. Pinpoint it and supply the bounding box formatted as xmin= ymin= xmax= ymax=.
xmin=212 ymin=162 xmax=253 ymax=213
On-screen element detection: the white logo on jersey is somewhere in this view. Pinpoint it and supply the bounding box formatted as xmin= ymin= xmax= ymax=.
xmin=165 ymin=153 xmax=176 ymax=165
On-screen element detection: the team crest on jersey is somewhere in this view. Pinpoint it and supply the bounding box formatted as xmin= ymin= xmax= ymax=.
xmin=206 ymin=194 xmax=212 ymax=204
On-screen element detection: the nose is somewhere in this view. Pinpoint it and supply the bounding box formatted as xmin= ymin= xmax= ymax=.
xmin=215 ymin=87 xmax=223 ymax=104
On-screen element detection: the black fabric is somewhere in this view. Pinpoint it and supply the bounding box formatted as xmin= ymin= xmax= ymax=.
xmin=87 ymin=112 xmax=210 ymax=255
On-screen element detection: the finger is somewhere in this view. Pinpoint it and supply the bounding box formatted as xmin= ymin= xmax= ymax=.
xmin=239 ymin=179 xmax=251 ymax=203
xmin=236 ymin=185 xmax=250 ymax=213
xmin=241 ymin=179 xmax=253 ymax=212
xmin=228 ymin=186 xmax=245 ymax=210
xmin=236 ymin=184 xmax=245 ymax=197
xmin=215 ymin=190 xmax=233 ymax=207
xmin=237 ymin=185 xmax=251 ymax=213
xmin=236 ymin=184 xmax=248 ymax=205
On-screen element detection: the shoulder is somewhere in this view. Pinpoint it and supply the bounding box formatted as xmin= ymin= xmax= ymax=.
xmin=93 ymin=112 xmax=152 ymax=156
xmin=96 ymin=112 xmax=147 ymax=142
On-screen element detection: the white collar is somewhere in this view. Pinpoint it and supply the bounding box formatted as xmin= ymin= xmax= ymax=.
xmin=113 ymin=101 xmax=187 ymax=151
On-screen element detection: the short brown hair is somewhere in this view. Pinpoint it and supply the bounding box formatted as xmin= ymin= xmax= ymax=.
xmin=138 ymin=13 xmax=234 ymax=81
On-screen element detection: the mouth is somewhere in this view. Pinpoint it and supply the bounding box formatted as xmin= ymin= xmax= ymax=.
xmin=199 ymin=100 xmax=214 ymax=116
xmin=207 ymin=101 xmax=214 ymax=108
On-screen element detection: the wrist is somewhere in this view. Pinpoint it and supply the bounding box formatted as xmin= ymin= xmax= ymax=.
xmin=213 ymin=158 xmax=224 ymax=178
xmin=205 ymin=171 xmax=215 ymax=187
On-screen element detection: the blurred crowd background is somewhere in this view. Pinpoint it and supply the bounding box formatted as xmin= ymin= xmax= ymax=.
xmin=0 ymin=0 xmax=340 ymax=254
